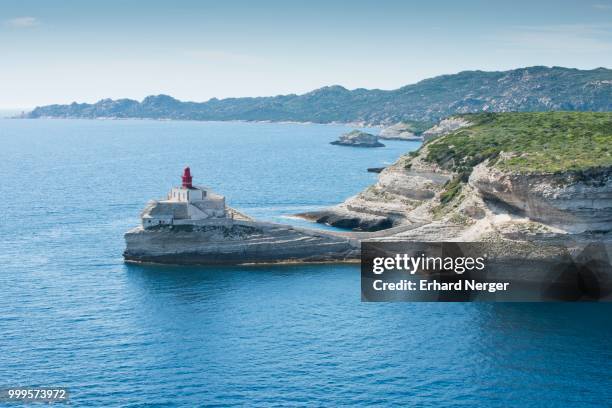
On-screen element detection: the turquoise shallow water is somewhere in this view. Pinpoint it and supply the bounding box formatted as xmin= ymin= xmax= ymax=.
xmin=0 ymin=119 xmax=610 ymax=406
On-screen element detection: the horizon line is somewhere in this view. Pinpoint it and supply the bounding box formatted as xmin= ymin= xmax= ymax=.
xmin=4 ymin=64 xmax=610 ymax=111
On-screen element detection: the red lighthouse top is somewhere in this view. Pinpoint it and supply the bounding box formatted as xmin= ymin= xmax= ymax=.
xmin=182 ymin=167 xmax=193 ymax=188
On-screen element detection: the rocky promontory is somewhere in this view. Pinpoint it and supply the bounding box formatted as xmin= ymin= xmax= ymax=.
xmin=126 ymin=112 xmax=611 ymax=272
xmin=299 ymin=112 xmax=612 ymax=242
xmin=124 ymin=218 xmax=359 ymax=265
xmin=330 ymin=130 xmax=385 ymax=147
xmin=123 ymin=112 xmax=612 ymax=297
xmin=124 ymin=167 xmax=361 ymax=265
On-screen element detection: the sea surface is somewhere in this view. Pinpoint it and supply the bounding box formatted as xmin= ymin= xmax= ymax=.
xmin=0 ymin=119 xmax=610 ymax=407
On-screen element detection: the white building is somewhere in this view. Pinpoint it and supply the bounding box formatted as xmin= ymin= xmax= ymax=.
xmin=142 ymin=167 xmax=227 ymax=229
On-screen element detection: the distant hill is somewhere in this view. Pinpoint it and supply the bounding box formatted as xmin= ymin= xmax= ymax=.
xmin=26 ymin=66 xmax=612 ymax=125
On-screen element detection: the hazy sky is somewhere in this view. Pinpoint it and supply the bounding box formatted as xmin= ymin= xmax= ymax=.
xmin=1 ymin=0 xmax=611 ymax=109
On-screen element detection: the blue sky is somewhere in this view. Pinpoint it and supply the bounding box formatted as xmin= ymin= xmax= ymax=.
xmin=1 ymin=0 xmax=611 ymax=109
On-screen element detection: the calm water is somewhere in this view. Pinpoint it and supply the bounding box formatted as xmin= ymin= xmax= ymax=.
xmin=0 ymin=119 xmax=610 ymax=407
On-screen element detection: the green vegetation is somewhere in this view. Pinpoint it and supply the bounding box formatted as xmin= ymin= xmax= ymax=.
xmin=423 ymin=111 xmax=612 ymax=211
xmin=28 ymin=66 xmax=612 ymax=124
xmin=425 ymin=111 xmax=612 ymax=174
xmin=439 ymin=176 xmax=464 ymax=204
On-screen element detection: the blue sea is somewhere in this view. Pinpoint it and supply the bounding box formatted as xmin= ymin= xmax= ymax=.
xmin=0 ymin=119 xmax=610 ymax=407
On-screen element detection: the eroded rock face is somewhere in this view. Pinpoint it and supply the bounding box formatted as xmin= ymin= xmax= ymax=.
xmin=297 ymin=209 xmax=393 ymax=231
xmin=124 ymin=220 xmax=360 ymax=264
xmin=299 ymin=126 xmax=612 ymax=239
xmin=297 ymin=146 xmax=453 ymax=231
xmin=470 ymin=163 xmax=612 ymax=233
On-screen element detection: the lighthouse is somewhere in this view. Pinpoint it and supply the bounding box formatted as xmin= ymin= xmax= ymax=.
xmin=169 ymin=167 xmax=207 ymax=202
xmin=140 ymin=166 xmax=227 ymax=229
xmin=182 ymin=167 xmax=193 ymax=189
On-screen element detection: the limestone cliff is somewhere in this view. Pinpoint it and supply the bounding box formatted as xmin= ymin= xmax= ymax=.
xmin=297 ymin=144 xmax=452 ymax=231
xmin=124 ymin=219 xmax=359 ymax=265
xmin=469 ymin=163 xmax=612 ymax=233
xmin=126 ymin=112 xmax=611 ymax=266
xmin=298 ymin=112 xmax=612 ymax=242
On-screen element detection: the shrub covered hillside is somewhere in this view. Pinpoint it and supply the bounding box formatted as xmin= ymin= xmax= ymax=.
xmin=425 ymin=111 xmax=612 ymax=175
xmin=27 ymin=66 xmax=612 ymax=124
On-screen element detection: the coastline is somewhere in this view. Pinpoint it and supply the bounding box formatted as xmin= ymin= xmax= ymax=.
xmin=123 ymin=218 xmax=361 ymax=265
xmin=120 ymin=111 xmax=612 ymax=297
xmin=124 ymin=256 xmax=362 ymax=267
xmin=10 ymin=115 xmax=386 ymax=129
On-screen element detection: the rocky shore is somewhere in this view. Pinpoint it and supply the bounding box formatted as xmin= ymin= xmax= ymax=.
xmin=125 ymin=112 xmax=611 ymax=278
xmin=124 ymin=219 xmax=359 ymax=265
xmin=379 ymin=122 xmax=423 ymax=141
xmin=298 ymin=112 xmax=612 ymax=243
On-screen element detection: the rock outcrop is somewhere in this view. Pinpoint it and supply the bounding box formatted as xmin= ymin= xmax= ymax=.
xmin=379 ymin=123 xmax=422 ymax=141
xmin=330 ymin=130 xmax=384 ymax=147
xmin=469 ymin=164 xmax=612 ymax=233
xmin=421 ymin=117 xmax=471 ymax=142
xmin=297 ymin=144 xmax=452 ymax=231
xmin=298 ymin=112 xmax=612 ymax=243
xmin=126 ymin=112 xmax=611 ymax=269
xmin=124 ymin=219 xmax=359 ymax=265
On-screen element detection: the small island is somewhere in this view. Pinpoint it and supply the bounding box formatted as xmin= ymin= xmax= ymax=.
xmin=331 ymin=130 xmax=385 ymax=147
